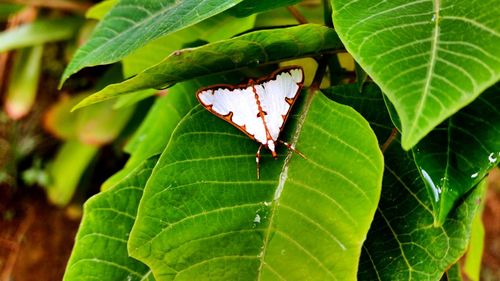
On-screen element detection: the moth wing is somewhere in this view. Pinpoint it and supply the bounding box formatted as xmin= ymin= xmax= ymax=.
xmin=255 ymin=67 xmax=304 ymax=141
xmin=197 ymin=86 xmax=268 ymax=144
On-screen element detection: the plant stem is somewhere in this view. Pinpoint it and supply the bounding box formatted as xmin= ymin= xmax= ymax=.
xmin=310 ymin=57 xmax=329 ymax=92
xmin=381 ymin=128 xmax=399 ymax=153
xmin=287 ymin=6 xmax=308 ymax=24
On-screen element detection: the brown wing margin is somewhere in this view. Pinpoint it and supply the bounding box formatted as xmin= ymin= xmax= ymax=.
xmin=195 ymin=66 xmax=305 ymax=143
xmin=196 ymin=96 xmax=258 ymax=142
xmin=273 ymin=67 xmax=304 ymax=135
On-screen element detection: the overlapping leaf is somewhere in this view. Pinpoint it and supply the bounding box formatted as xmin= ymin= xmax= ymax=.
xmin=121 ymin=11 xmax=256 ymax=77
xmin=72 ymin=24 xmax=342 ymax=110
xmin=331 ymin=0 xmax=500 ymax=149
xmin=128 ymin=91 xmax=383 ymax=280
xmin=102 ymin=82 xmax=198 ymax=190
xmin=229 ymin=0 xmax=302 ymax=17
xmin=413 ymin=84 xmax=500 ymax=225
xmin=61 ymin=0 xmax=245 ymax=83
xmin=359 ymin=141 xmax=485 ymax=280
xmin=325 ymin=83 xmax=485 ymax=280
xmin=102 ymin=71 xmax=254 ymax=190
xmin=64 ymin=157 xmax=159 ymax=281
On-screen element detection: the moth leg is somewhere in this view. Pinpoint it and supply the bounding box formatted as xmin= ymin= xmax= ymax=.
xmin=256 ymin=144 xmax=263 ymax=180
xmin=278 ymin=140 xmax=307 ymax=159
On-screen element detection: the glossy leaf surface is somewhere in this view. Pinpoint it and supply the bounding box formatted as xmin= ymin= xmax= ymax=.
xmin=73 ymin=24 xmax=342 ymax=110
xmin=61 ymin=0 xmax=244 ymax=83
xmin=121 ymin=11 xmax=256 ymax=76
xmin=102 ymin=83 xmax=198 ymax=190
xmin=331 ymin=0 xmax=500 ymax=149
xmin=413 ymin=84 xmax=500 ymax=224
xmin=359 ymin=141 xmax=485 ymax=280
xmin=229 ymin=0 xmax=302 ymax=17
xmin=128 ymin=91 xmax=383 ymax=280
xmin=64 ymin=157 xmax=159 ymax=281
xmin=324 ymin=83 xmax=485 ymax=280
xmin=103 ymin=72 xmax=250 ymax=190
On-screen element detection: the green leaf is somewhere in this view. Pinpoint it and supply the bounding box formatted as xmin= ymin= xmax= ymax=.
xmin=122 ymin=11 xmax=256 ymax=77
xmin=5 ymin=45 xmax=43 ymax=120
xmin=46 ymin=140 xmax=99 ymax=206
xmin=441 ymin=263 xmax=463 ymax=281
xmin=73 ymin=24 xmax=342 ymax=110
xmin=463 ymin=192 xmax=485 ymax=281
xmin=0 ymin=17 xmax=83 ymax=52
xmin=112 ymin=89 xmax=157 ymax=109
xmin=382 ymin=94 xmax=402 ymax=132
xmin=86 ymin=0 xmax=117 ymax=20
xmin=254 ymin=4 xmax=324 ymax=27
xmin=229 ymin=0 xmax=302 ymax=17
xmin=64 ymin=156 xmax=159 ymax=281
xmin=359 ymin=139 xmax=485 ymax=280
xmin=323 ymin=83 xmax=394 ymax=141
xmin=354 ymin=62 xmax=368 ymax=93
xmin=413 ymin=84 xmax=500 ymax=225
xmin=110 ymin=11 xmax=255 ymax=108
xmin=325 ymin=83 xmax=484 ymax=280
xmin=61 ymin=0 xmax=245 ymax=84
xmin=0 ymin=4 xmax=22 ymax=20
xmin=331 ymin=0 xmax=500 ymax=149
xmin=128 ymin=91 xmax=383 ymax=280
xmin=103 ymin=72 xmax=248 ymax=190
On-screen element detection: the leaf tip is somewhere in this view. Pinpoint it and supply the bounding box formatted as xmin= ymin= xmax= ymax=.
xmin=71 ymin=100 xmax=87 ymax=112
xmin=59 ymin=68 xmax=74 ymax=90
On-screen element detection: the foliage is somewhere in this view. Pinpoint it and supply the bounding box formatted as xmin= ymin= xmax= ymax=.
xmin=1 ymin=0 xmax=498 ymax=280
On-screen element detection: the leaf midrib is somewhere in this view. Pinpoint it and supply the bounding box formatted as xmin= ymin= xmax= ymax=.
xmin=405 ymin=0 xmax=441 ymax=145
xmin=256 ymin=88 xmax=319 ymax=280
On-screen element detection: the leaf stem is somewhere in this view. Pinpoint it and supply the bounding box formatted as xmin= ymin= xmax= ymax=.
xmin=381 ymin=128 xmax=399 ymax=153
xmin=287 ymin=6 xmax=308 ymax=24
xmin=310 ymin=57 xmax=328 ymax=92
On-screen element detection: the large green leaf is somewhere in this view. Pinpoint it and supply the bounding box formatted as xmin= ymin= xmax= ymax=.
xmin=331 ymin=0 xmax=500 ymax=149
xmin=0 ymin=17 xmax=83 ymax=52
xmin=61 ymin=0 xmax=245 ymax=84
xmin=324 ymin=83 xmax=485 ymax=280
xmin=111 ymin=11 xmax=255 ymax=109
xmin=359 ymin=143 xmax=485 ymax=280
xmin=72 ymin=24 xmax=342 ymax=110
xmin=64 ymin=156 xmax=159 ymax=281
xmin=103 ymin=70 xmax=253 ymax=190
xmin=102 ymin=83 xmax=198 ymax=190
xmin=128 ymin=91 xmax=383 ymax=280
xmin=413 ymin=84 xmax=500 ymax=225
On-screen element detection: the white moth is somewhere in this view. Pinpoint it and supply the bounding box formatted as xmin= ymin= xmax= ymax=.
xmin=196 ymin=66 xmax=305 ymax=179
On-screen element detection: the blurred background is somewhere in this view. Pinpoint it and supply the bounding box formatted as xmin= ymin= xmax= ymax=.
xmin=0 ymin=1 xmax=498 ymax=280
